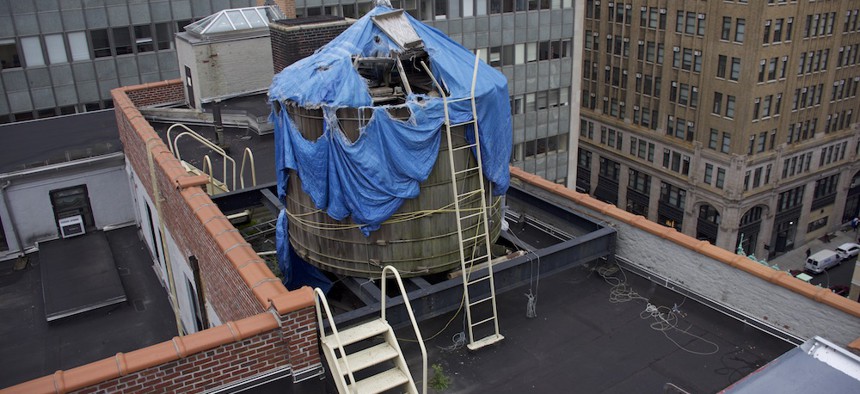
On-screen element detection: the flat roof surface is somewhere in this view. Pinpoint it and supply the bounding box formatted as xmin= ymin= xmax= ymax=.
xmin=382 ymin=263 xmax=795 ymax=393
xmin=0 ymin=226 xmax=177 ymax=389
xmin=40 ymin=231 xmax=127 ymax=321
xmin=151 ymin=120 xmax=276 ymax=190
xmin=0 ymin=110 xmax=120 ymax=174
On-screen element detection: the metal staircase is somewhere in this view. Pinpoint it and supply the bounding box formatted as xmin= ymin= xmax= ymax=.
xmin=420 ymin=52 xmax=503 ymax=351
xmin=315 ymin=266 xmax=427 ymax=394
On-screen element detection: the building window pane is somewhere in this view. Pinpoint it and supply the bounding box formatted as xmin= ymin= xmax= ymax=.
xmin=91 ymin=29 xmax=111 ymax=58
xmin=134 ymin=25 xmax=154 ymax=53
xmin=0 ymin=38 xmax=21 ymax=69
xmin=45 ymin=34 xmax=67 ymax=64
xmin=21 ymin=36 xmax=45 ymax=67
xmin=68 ymin=32 xmax=90 ymax=61
xmin=113 ymin=27 xmax=133 ymax=55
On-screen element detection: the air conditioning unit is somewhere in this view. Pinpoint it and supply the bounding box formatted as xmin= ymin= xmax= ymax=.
xmin=59 ymin=215 xmax=85 ymax=238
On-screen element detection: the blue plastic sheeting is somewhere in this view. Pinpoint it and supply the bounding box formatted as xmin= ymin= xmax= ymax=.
xmin=269 ymin=5 xmax=512 ymax=235
xmin=276 ymin=210 xmax=333 ymax=293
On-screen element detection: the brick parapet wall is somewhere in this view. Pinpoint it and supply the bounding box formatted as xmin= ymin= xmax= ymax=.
xmin=270 ymin=19 xmax=352 ymax=73
xmin=124 ymin=80 xmax=185 ymax=107
xmin=113 ymin=81 xmax=265 ymax=322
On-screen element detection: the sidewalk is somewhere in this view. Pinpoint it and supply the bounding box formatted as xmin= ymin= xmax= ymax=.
xmin=769 ymin=228 xmax=860 ymax=272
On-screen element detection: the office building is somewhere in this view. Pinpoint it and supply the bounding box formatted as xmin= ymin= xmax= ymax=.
xmin=579 ymin=0 xmax=860 ymax=258
xmin=292 ymin=0 xmax=583 ymax=185
xmin=0 ymin=0 xmax=265 ymax=123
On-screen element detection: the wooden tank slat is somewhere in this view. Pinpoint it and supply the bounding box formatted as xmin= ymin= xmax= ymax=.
xmin=284 ymin=106 xmax=502 ymax=278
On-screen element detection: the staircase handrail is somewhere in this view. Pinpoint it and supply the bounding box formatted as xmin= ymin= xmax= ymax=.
xmin=167 ymin=123 xmax=237 ymax=191
xmin=381 ymin=266 xmax=427 ymax=394
xmin=239 ymin=147 xmax=257 ymax=189
xmin=313 ymin=287 xmax=358 ymax=392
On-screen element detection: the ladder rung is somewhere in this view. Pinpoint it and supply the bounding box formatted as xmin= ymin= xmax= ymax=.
xmin=467 ymin=274 xmax=491 ymax=285
xmin=456 ymin=189 xmax=483 ymax=199
xmin=471 ymin=316 xmax=497 ymax=327
xmin=452 ymin=143 xmax=477 ymax=152
xmin=462 ymin=233 xmax=487 ymax=244
xmin=458 ymin=211 xmax=483 ymax=222
xmin=464 ymin=254 xmax=489 ymax=267
xmin=454 ymin=167 xmax=480 ymax=176
xmin=447 ymin=97 xmax=473 ymax=103
xmin=469 ymin=296 xmax=494 ymax=308
xmin=450 ymin=120 xmax=476 ymax=128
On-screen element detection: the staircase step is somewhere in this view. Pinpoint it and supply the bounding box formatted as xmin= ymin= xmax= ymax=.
xmin=466 ymin=334 xmax=505 ymax=351
xmin=323 ymin=319 xmax=389 ymax=347
xmin=348 ymin=368 xmax=411 ymax=394
xmin=336 ymin=342 xmax=399 ymax=374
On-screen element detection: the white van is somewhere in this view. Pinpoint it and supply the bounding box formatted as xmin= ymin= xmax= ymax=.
xmin=805 ymin=250 xmax=841 ymax=274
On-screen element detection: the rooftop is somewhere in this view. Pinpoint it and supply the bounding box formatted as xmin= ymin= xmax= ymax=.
xmin=0 ymin=110 xmax=120 ymax=174
xmin=0 ymin=226 xmax=176 ymax=388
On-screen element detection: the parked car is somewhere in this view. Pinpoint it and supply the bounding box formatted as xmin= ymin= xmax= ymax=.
xmin=835 ymin=243 xmax=860 ymax=260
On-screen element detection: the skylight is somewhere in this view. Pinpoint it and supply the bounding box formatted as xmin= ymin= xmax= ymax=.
xmin=185 ymin=6 xmax=285 ymax=37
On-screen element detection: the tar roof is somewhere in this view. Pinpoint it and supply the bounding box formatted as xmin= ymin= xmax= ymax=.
xmin=0 ymin=110 xmax=121 ymax=174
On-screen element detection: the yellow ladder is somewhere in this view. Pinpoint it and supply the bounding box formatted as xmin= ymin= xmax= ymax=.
xmin=421 ymin=52 xmax=503 ymax=350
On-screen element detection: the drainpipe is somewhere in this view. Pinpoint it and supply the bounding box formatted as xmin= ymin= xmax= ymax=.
xmin=0 ymin=180 xmax=26 ymax=257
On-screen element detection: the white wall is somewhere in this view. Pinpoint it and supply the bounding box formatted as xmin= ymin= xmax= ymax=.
xmin=126 ymin=163 xmax=222 ymax=331
xmin=0 ymin=162 xmax=134 ymax=259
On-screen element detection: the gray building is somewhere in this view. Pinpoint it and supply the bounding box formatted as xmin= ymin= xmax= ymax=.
xmin=292 ymin=0 xmax=583 ymax=185
xmin=0 ymin=0 xmax=259 ymax=123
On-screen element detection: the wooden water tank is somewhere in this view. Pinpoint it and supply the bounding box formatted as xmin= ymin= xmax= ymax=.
xmin=284 ymin=105 xmax=502 ymax=278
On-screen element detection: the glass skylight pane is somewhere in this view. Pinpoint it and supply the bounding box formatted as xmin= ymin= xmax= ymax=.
xmin=245 ymin=9 xmax=265 ymax=27
xmin=226 ymin=10 xmax=249 ymax=30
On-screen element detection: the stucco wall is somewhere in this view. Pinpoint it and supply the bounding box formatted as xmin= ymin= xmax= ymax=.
xmin=2 ymin=161 xmax=135 ymax=248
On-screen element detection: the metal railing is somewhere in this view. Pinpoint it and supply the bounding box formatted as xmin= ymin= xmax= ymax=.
xmin=381 ymin=265 xmax=427 ymax=394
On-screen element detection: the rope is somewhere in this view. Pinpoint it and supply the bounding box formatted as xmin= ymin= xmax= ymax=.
xmin=506 ymin=220 xmax=540 ymax=318
xmin=596 ymin=261 xmax=720 ymax=356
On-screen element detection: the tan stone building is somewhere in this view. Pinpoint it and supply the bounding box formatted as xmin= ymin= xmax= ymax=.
xmin=578 ymin=0 xmax=860 ymax=258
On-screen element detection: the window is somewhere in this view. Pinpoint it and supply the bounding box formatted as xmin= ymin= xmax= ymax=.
xmin=112 ymin=27 xmax=133 ymax=55
xmin=717 ymin=55 xmax=727 ymax=78
xmin=68 ymin=32 xmax=89 ymax=61
xmin=735 ymin=19 xmax=746 ymax=42
xmin=730 ymin=57 xmax=741 ymax=81
xmin=134 ymin=25 xmax=153 ymax=53
xmin=721 ymin=132 xmax=731 ymax=153
xmin=716 ymin=168 xmax=726 ymax=189
xmin=91 ymin=29 xmax=111 ymax=58
xmin=0 ymin=39 xmax=21 ymax=69
xmin=704 ymin=164 xmax=713 ymax=184
xmin=722 ymin=17 xmax=732 ymax=40
xmin=713 ymin=92 xmax=723 ymax=114
xmin=20 ymin=36 xmax=44 ymax=67
xmin=709 ymin=129 xmax=719 ymax=150
xmin=45 ymin=34 xmax=67 ymax=64
xmin=155 ymin=23 xmax=173 ymax=51
xmin=726 ymin=95 xmax=736 ymax=118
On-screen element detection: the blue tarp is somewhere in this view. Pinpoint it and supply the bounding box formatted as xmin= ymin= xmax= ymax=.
xmin=275 ymin=210 xmax=332 ymax=293
xmin=268 ymin=6 xmax=511 ymax=286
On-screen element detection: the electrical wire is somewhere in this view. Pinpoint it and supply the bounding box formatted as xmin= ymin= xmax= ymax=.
xmin=596 ymin=261 xmax=720 ymax=356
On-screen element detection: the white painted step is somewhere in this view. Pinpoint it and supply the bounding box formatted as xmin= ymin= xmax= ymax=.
xmin=323 ymin=318 xmax=389 ymax=347
xmin=336 ymin=342 xmax=399 ymax=374
xmin=466 ymin=333 xmax=504 ymax=351
xmin=348 ymin=368 xmax=410 ymax=394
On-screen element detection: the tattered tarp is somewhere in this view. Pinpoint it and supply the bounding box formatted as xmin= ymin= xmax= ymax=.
xmin=269 ymin=5 xmax=512 ymax=235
